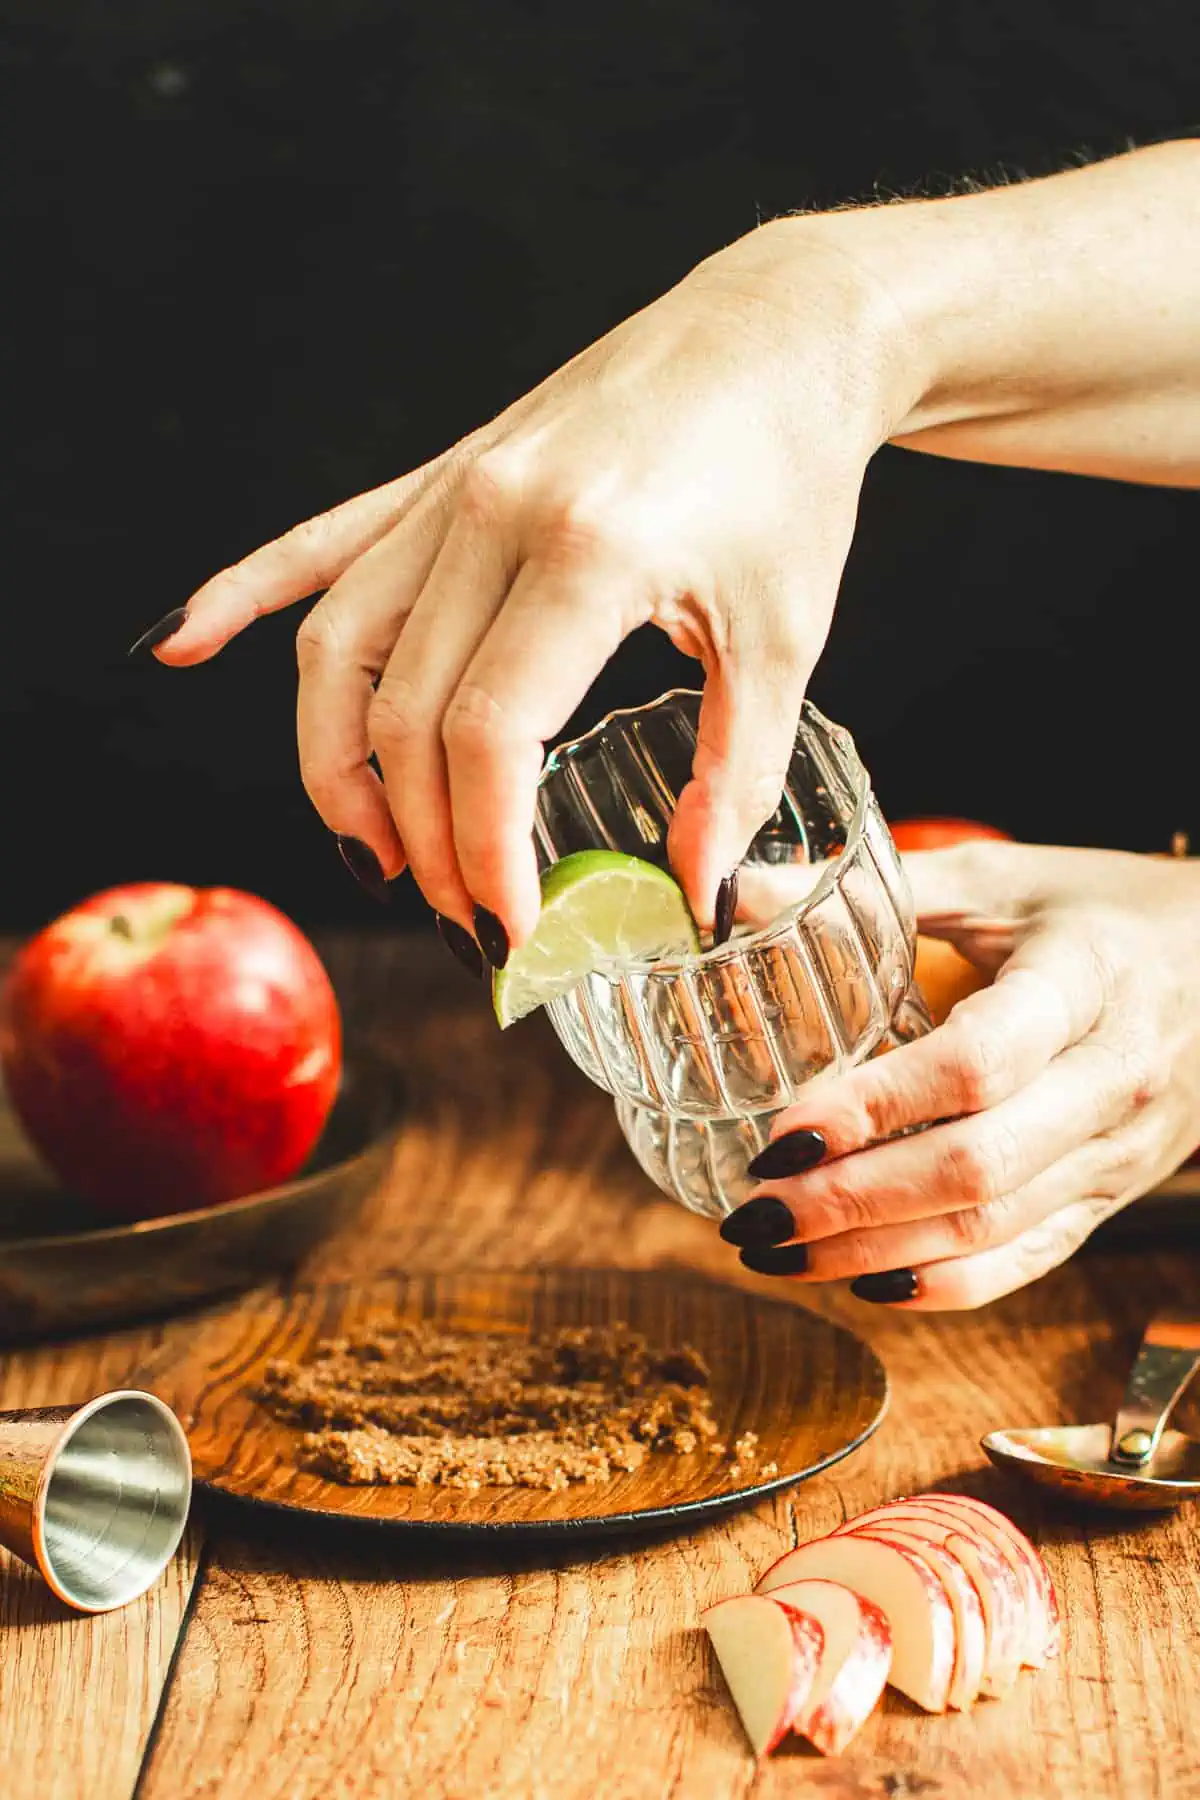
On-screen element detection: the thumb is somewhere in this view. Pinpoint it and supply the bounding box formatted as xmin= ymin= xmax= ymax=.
xmin=901 ymin=844 xmax=1033 ymax=974
xmin=666 ymin=628 xmax=813 ymax=929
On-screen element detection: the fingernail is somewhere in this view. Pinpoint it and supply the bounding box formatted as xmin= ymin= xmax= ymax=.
xmin=738 ymin=1242 xmax=809 ymax=1276
xmin=851 ymin=1268 xmax=919 ymax=1305
xmin=713 ymin=870 xmax=739 ymax=947
xmin=747 ymin=1129 xmax=826 ymax=1181
xmin=436 ymin=914 xmax=484 ymax=979
xmin=128 ymin=607 xmax=189 ymax=657
xmin=719 ymin=1195 xmax=794 ymax=1248
xmin=336 ymin=835 xmax=390 ymax=904
xmin=473 ymin=906 xmax=509 ymax=970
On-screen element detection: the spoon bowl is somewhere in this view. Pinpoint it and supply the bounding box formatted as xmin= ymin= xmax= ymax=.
xmin=982 ymin=1313 xmax=1200 ymax=1511
xmin=983 ymin=1422 xmax=1200 ymax=1510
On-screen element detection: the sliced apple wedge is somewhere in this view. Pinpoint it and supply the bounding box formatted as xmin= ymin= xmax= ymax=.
xmin=846 ymin=1528 xmax=985 ymax=1711
xmin=910 ymin=1494 xmax=1060 ymax=1665
xmin=757 ymin=1535 xmax=956 ymax=1713
xmin=763 ymin=1579 xmax=892 ymax=1755
xmin=831 ymin=1503 xmax=1024 ymax=1695
xmin=702 ymin=1594 xmax=824 ymax=1758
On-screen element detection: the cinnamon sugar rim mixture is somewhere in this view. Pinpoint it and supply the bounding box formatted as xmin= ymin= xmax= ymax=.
xmin=254 ymin=1320 xmax=776 ymax=1492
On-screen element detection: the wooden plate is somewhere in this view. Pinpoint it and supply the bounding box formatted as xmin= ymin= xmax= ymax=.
xmin=142 ymin=1269 xmax=888 ymax=1537
xmin=0 ymin=1047 xmax=404 ymax=1344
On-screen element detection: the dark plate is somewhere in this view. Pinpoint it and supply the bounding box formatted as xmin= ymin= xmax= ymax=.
xmin=0 ymin=1047 xmax=404 ymax=1344
xmin=138 ymin=1268 xmax=889 ymax=1538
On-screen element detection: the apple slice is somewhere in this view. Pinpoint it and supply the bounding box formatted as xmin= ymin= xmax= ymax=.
xmin=831 ymin=1503 xmax=1024 ymax=1694
xmin=764 ymin=1579 xmax=892 ymax=1755
xmin=757 ymin=1536 xmax=956 ymax=1712
xmin=909 ymin=1494 xmax=1060 ymax=1665
xmin=702 ymin=1594 xmax=824 ymax=1757
xmin=845 ymin=1528 xmax=985 ymax=1710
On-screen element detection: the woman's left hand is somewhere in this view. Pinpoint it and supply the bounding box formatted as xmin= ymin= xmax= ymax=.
xmin=720 ymin=840 xmax=1200 ymax=1308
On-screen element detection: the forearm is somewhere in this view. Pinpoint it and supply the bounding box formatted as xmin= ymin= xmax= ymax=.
xmin=790 ymin=141 xmax=1200 ymax=486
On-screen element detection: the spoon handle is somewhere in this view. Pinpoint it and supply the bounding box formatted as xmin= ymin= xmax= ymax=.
xmin=1110 ymin=1316 xmax=1200 ymax=1466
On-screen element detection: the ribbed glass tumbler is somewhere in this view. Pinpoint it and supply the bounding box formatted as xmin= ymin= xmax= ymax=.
xmin=534 ymin=691 xmax=931 ymax=1220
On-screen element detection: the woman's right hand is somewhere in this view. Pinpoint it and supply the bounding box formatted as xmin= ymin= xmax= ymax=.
xmin=140 ymin=220 xmax=914 ymax=949
xmin=139 ymin=142 xmax=1200 ymax=955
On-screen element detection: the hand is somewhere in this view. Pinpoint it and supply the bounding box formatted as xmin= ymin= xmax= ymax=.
xmin=133 ymin=143 xmax=1200 ymax=951
xmin=139 ymin=224 xmax=907 ymax=946
xmin=720 ymin=841 xmax=1200 ymax=1309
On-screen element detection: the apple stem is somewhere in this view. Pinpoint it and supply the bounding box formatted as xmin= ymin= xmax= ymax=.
xmin=109 ymin=915 xmax=134 ymax=940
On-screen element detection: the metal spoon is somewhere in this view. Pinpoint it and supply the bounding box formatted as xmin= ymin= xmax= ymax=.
xmin=982 ymin=1314 xmax=1200 ymax=1510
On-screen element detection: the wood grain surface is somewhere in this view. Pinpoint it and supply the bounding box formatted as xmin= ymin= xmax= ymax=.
xmin=142 ymin=1268 xmax=887 ymax=1528
xmin=0 ymin=1322 xmax=202 ymax=1800
xmin=2 ymin=933 xmax=1199 ymax=1800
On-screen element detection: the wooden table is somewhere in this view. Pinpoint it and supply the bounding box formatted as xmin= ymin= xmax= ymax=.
xmin=3 ymin=934 xmax=1198 ymax=1800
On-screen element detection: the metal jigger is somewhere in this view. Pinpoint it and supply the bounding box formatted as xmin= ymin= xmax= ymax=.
xmin=0 ymin=1389 xmax=192 ymax=1612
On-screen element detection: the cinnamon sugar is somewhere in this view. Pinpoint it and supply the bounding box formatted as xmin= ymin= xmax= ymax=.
xmin=255 ymin=1321 xmax=752 ymax=1492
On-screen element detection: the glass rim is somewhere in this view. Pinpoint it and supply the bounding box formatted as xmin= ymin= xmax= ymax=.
xmin=538 ymin=687 xmax=875 ymax=978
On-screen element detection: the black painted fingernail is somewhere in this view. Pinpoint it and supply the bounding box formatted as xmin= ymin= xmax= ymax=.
xmin=739 ymin=1242 xmax=810 ymax=1276
xmin=436 ymin=914 xmax=484 ymax=979
xmin=128 ymin=607 xmax=189 ymax=657
xmin=713 ymin=870 xmax=739 ymax=947
xmin=747 ymin=1129 xmax=827 ymax=1181
xmin=473 ymin=906 xmax=509 ymax=970
xmin=851 ymin=1268 xmax=919 ymax=1304
xmin=336 ymin=835 xmax=390 ymax=904
xmin=719 ymin=1195 xmax=795 ymax=1248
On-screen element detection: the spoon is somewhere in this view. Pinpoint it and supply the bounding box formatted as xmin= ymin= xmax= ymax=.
xmin=982 ymin=1314 xmax=1200 ymax=1510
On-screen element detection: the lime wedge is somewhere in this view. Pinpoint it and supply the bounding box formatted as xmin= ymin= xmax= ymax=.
xmin=493 ymin=851 xmax=700 ymax=1027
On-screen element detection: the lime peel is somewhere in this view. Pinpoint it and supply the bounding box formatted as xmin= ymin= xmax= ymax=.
xmin=493 ymin=851 xmax=700 ymax=1027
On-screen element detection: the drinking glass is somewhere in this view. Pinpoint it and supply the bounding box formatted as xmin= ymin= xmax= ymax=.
xmin=534 ymin=690 xmax=931 ymax=1220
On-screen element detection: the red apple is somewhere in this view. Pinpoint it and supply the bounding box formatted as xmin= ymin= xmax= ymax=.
xmin=845 ymin=1527 xmax=985 ymax=1711
xmin=1 ymin=884 xmax=342 ymax=1218
xmin=757 ymin=1534 xmax=957 ymax=1712
xmin=831 ymin=1501 xmax=1025 ymax=1695
xmin=702 ymin=1593 xmax=823 ymax=1758
xmin=908 ymin=1493 xmax=1060 ymax=1665
xmin=763 ymin=1579 xmax=892 ymax=1755
xmin=890 ymin=817 xmax=1013 ymax=1026
xmin=890 ymin=817 xmax=1012 ymax=853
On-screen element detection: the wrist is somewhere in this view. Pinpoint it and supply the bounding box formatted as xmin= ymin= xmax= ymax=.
xmin=788 ymin=141 xmax=1200 ymax=450
xmin=687 ymin=214 xmax=937 ymax=453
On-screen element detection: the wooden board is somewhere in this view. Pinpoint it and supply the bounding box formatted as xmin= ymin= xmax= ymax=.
xmin=141 ymin=1268 xmax=887 ymax=1530
xmin=0 ymin=1320 xmax=201 ymax=1800
xmin=2 ymin=934 xmax=1199 ymax=1800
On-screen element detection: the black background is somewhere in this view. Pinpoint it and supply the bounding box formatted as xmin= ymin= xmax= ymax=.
xmin=2 ymin=2 xmax=1196 ymax=934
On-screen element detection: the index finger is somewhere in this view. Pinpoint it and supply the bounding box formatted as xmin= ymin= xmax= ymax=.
xmin=151 ymin=458 xmax=452 ymax=664
xmin=443 ymin=547 xmax=651 ymax=942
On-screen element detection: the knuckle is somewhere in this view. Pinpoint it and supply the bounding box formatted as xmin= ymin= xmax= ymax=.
xmin=1122 ymin=1040 xmax=1171 ymax=1112
xmin=942 ymin=1015 xmax=1013 ymax=1112
xmin=298 ymin=748 xmax=359 ymax=816
xmin=441 ymin=682 xmax=510 ymax=760
xmin=458 ymin=450 xmax=524 ymax=520
xmin=813 ymin=1176 xmax=884 ymax=1237
xmin=944 ymin=1197 xmax=1008 ymax=1253
xmin=367 ymin=679 xmax=423 ymax=755
xmin=935 ymin=1133 xmax=999 ymax=1207
xmin=857 ymin=1084 xmax=908 ymax=1147
xmin=1094 ymin=1129 xmax=1143 ymax=1194
xmin=295 ymin=605 xmax=343 ymax=671
xmin=281 ymin=508 xmax=341 ymax=577
xmin=737 ymin=762 xmax=794 ymax=831
xmin=832 ymin=1233 xmax=893 ymax=1281
xmin=535 ymin=492 xmax=622 ymax=564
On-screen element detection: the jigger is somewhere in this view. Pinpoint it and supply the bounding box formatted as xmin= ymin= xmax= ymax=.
xmin=0 ymin=1389 xmax=192 ymax=1612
